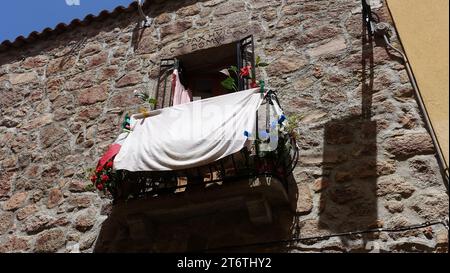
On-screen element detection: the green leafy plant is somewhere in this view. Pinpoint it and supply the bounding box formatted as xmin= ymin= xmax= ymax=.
xmin=84 ymin=184 xmax=95 ymax=192
xmin=220 ymin=65 xmax=238 ymax=91
xmin=255 ymin=56 xmax=269 ymax=68
xmin=83 ymin=167 xmax=94 ymax=180
xmin=284 ymin=113 xmax=302 ymax=139
xmin=134 ymin=90 xmax=157 ymax=108
xmin=220 ymin=56 xmax=269 ymax=92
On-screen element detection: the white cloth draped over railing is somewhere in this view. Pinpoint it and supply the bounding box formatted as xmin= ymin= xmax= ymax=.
xmin=113 ymin=88 xmax=268 ymax=172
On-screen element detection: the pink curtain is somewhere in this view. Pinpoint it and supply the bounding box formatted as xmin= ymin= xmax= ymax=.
xmin=172 ymin=69 xmax=192 ymax=105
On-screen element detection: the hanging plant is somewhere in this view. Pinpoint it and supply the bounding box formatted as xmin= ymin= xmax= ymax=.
xmin=283 ymin=113 xmax=302 ymax=140
xmin=89 ymin=159 xmax=118 ymax=193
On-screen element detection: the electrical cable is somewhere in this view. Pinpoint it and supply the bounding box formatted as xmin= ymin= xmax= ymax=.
xmin=204 ymin=219 xmax=449 ymax=252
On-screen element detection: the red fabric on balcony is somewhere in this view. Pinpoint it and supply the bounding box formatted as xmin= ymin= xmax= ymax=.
xmin=97 ymin=143 xmax=121 ymax=168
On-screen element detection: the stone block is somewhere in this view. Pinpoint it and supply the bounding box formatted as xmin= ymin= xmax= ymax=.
xmin=3 ymin=192 xmax=28 ymax=211
xmin=34 ymin=228 xmax=65 ymax=253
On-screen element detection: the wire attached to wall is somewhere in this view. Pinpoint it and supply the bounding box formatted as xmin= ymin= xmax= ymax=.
xmin=204 ymin=219 xmax=449 ymax=252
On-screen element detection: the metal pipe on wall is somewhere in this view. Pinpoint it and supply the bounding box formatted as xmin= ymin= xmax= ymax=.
xmin=361 ymin=1 xmax=449 ymax=187
xmin=374 ymin=23 xmax=449 ymax=188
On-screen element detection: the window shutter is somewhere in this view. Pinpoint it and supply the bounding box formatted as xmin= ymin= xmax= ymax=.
xmin=155 ymin=58 xmax=178 ymax=109
xmin=236 ymin=35 xmax=256 ymax=91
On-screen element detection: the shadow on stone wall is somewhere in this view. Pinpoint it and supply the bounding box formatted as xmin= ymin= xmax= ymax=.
xmin=317 ymin=18 xmax=380 ymax=249
xmin=93 ymin=174 xmax=299 ymax=253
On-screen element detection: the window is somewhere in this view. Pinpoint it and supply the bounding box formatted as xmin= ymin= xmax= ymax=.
xmin=154 ymin=36 xmax=256 ymax=109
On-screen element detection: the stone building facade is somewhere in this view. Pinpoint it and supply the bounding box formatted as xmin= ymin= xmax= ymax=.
xmin=0 ymin=0 xmax=448 ymax=252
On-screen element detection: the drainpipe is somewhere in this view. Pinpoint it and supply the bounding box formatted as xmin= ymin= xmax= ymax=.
xmin=373 ymin=22 xmax=449 ymax=188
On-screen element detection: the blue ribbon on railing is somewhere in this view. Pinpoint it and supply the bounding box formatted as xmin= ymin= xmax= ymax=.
xmin=278 ymin=114 xmax=286 ymax=124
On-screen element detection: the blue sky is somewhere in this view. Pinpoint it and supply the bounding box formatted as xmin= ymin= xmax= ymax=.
xmin=0 ymin=0 xmax=135 ymax=42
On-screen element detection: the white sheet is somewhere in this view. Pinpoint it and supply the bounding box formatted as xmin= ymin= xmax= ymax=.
xmin=114 ymin=88 xmax=264 ymax=171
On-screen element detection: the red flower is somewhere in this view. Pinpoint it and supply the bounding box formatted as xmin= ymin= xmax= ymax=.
xmin=96 ymin=165 xmax=103 ymax=173
xmin=90 ymin=175 xmax=97 ymax=183
xmin=106 ymin=161 xmax=113 ymax=168
xmin=250 ymin=79 xmax=258 ymax=88
xmin=96 ymin=183 xmax=104 ymax=191
xmin=240 ymin=66 xmax=251 ymax=78
xmin=101 ymin=174 xmax=109 ymax=182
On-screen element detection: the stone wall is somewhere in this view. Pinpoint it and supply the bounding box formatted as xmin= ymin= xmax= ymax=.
xmin=0 ymin=0 xmax=447 ymax=252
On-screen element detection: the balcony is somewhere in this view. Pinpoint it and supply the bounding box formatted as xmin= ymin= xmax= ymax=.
xmin=92 ymin=87 xmax=299 ymax=252
xmin=109 ymin=89 xmax=299 ymax=203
